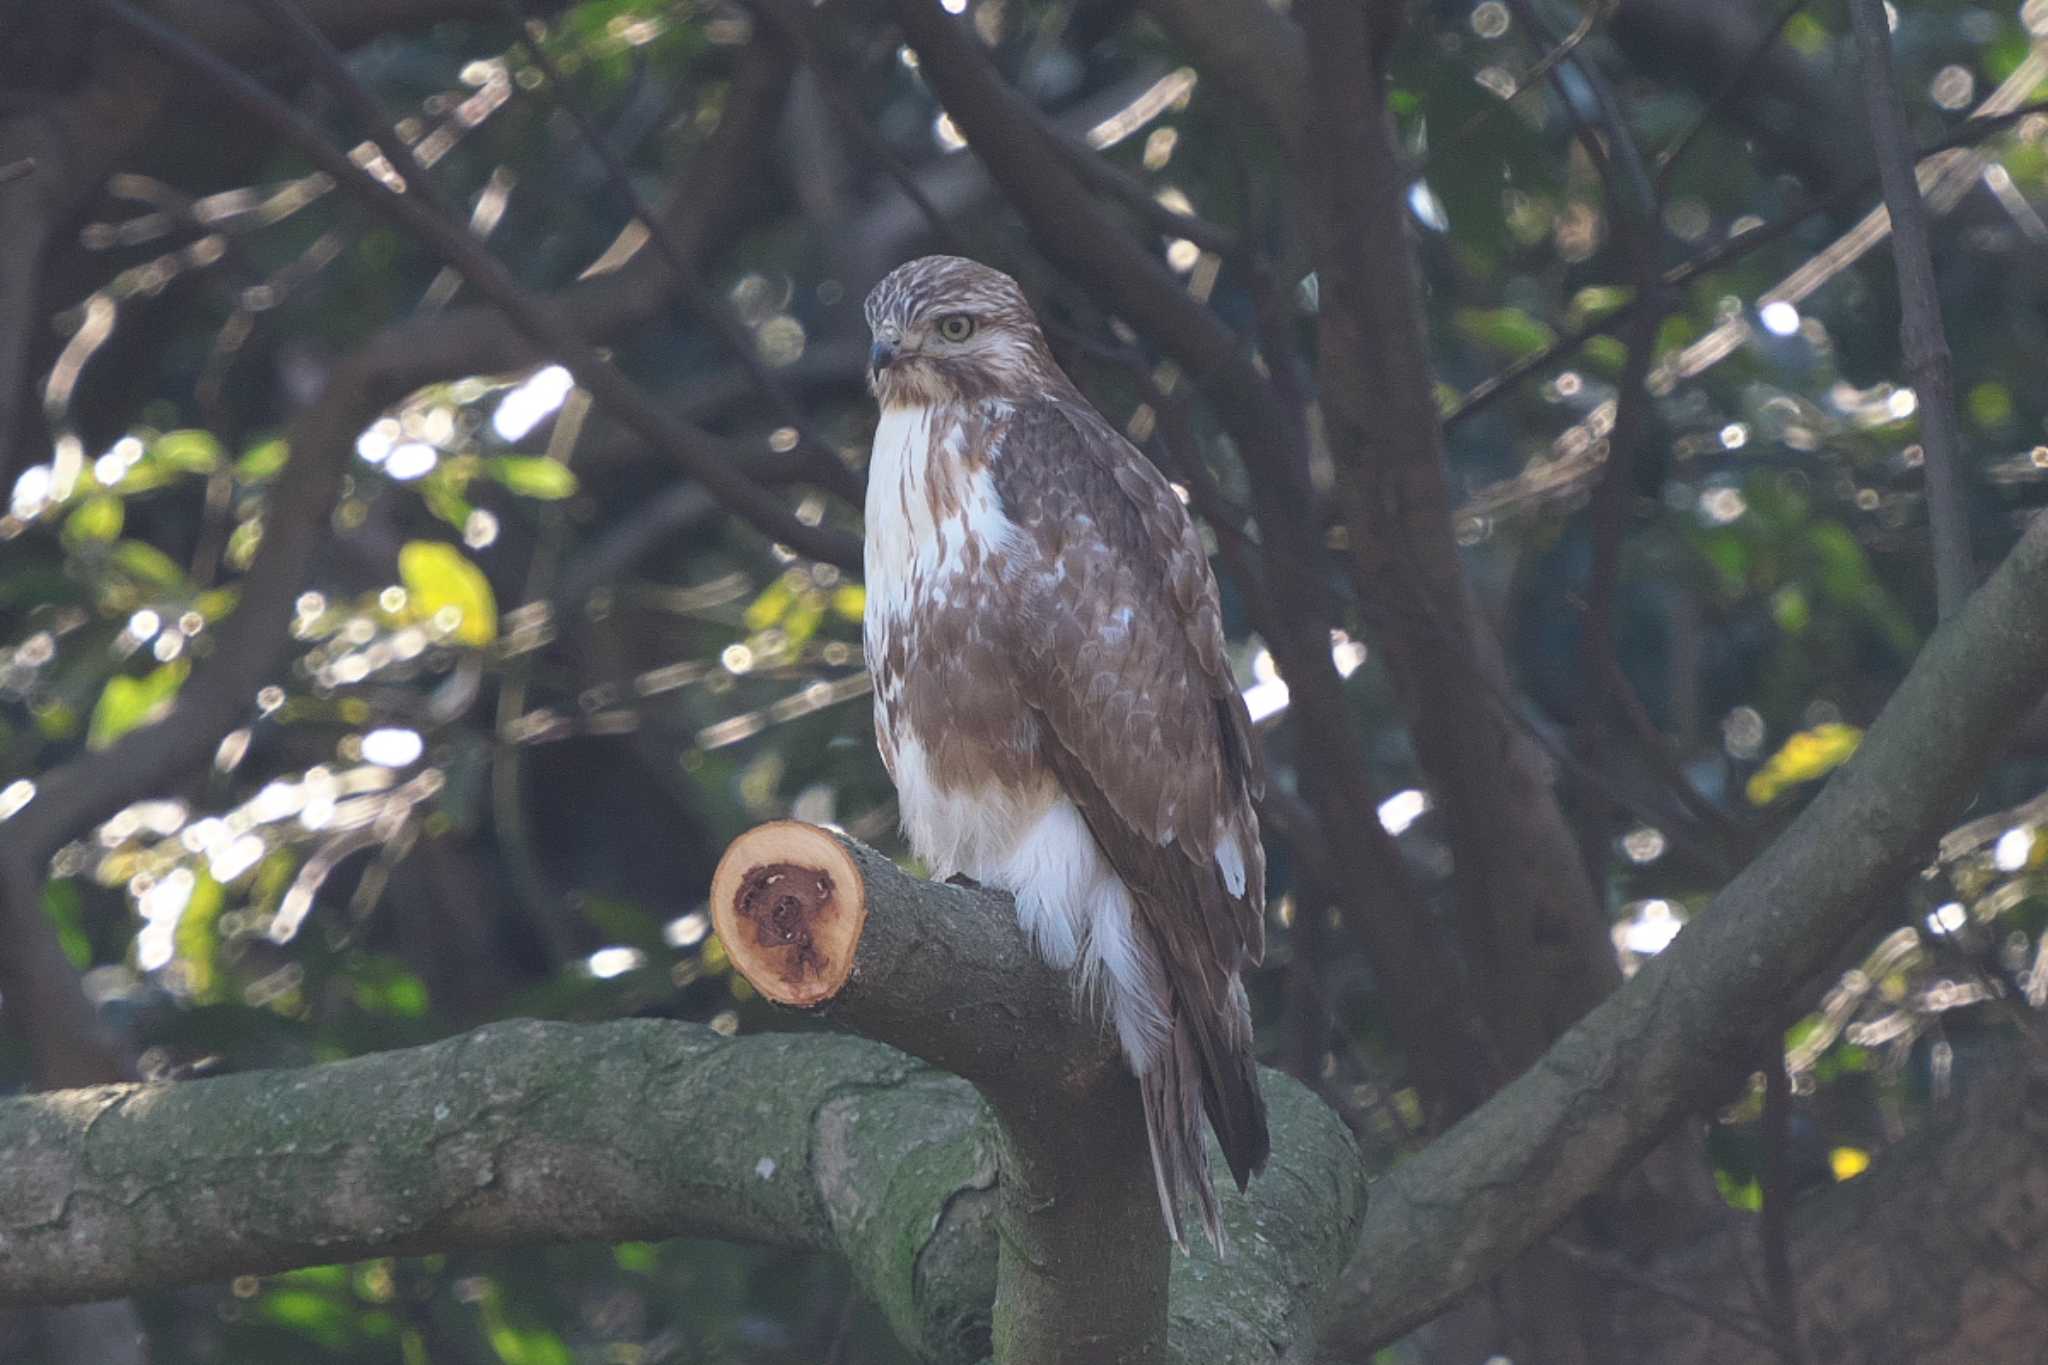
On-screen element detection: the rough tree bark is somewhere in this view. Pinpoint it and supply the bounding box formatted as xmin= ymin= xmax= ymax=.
xmin=1314 ymin=488 xmax=2048 ymax=1358
xmin=0 ymin=837 xmax=1367 ymax=1365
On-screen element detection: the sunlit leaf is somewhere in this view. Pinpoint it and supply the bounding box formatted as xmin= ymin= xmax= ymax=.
xmin=1566 ymin=285 xmax=1633 ymax=328
xmin=1770 ymin=585 xmax=1810 ymax=635
xmin=196 ymin=587 xmax=240 ymax=621
xmin=1714 ymin=1171 xmax=1763 ymax=1211
xmin=236 ymin=438 xmax=289 ymax=482
xmin=42 ymin=880 xmax=89 ymax=970
xmin=398 ymin=540 xmax=497 ymax=646
xmin=63 ymin=494 xmax=123 ymax=544
xmin=1745 ymin=723 xmax=1863 ymax=806
xmin=152 ymin=429 xmax=223 ymax=474
xmin=1829 ymin=1146 xmax=1871 ymax=1181
xmin=87 ymin=660 xmax=190 ymax=750
xmin=784 ymin=588 xmax=826 ymax=650
xmin=744 ymin=576 xmax=795 ymax=631
xmin=226 ymin=518 xmax=262 ymax=570
xmin=1453 ymin=306 xmax=1557 ymax=359
xmin=1582 ymin=336 xmax=1628 ymax=374
xmin=34 ymin=700 xmax=78 ymax=740
xmin=259 ymin=1288 xmax=351 ymax=1348
xmin=830 ymin=583 xmax=864 ymax=622
xmin=422 ymin=478 xmax=474 ymax=530
xmin=487 ymin=456 xmax=578 ymax=499
xmin=613 ymin=1242 xmax=658 ymax=1273
xmin=112 ymin=539 xmax=186 ymax=589
xmin=175 ymin=871 xmax=225 ymax=1002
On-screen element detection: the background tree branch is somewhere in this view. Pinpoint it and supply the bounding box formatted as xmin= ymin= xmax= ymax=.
xmin=1315 ymin=496 xmax=2048 ymax=1357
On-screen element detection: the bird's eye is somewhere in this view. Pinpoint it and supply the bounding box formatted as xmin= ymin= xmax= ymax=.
xmin=936 ymin=313 xmax=976 ymax=342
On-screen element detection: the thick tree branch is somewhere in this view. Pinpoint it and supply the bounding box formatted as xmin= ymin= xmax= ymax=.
xmin=1298 ymin=0 xmax=1616 ymax=1078
xmin=1316 ymin=505 xmax=2048 ymax=1355
xmin=1135 ymin=0 xmax=1306 ymax=161
xmin=0 ymin=876 xmax=1367 ymax=1365
xmin=707 ymin=824 xmax=1363 ymax=1364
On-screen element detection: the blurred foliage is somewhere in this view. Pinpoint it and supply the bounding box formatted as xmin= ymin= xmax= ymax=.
xmin=4 ymin=0 xmax=2048 ymax=1359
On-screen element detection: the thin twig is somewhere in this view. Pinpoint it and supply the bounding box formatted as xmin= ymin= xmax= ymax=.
xmin=1548 ymin=1237 xmax=1786 ymax=1352
xmin=502 ymin=1 xmax=859 ymax=502
xmin=1760 ymin=1047 xmax=1807 ymax=1363
xmin=748 ymin=0 xmax=973 ymax=258
xmin=1653 ymin=0 xmax=1805 ymax=194
xmin=1035 ymin=112 xmax=1241 ymax=256
xmin=1418 ymin=2 xmax=1604 ymax=176
xmin=1848 ymin=0 xmax=1973 ymax=618
xmin=1445 ymin=99 xmax=2048 ymax=430
xmin=93 ymin=0 xmax=857 ymax=569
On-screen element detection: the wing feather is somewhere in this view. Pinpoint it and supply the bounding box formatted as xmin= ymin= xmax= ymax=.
xmin=991 ymin=399 xmax=1266 ymax=979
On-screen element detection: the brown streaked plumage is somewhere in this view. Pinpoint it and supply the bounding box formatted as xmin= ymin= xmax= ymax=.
xmin=861 ymin=255 xmax=1268 ymax=1253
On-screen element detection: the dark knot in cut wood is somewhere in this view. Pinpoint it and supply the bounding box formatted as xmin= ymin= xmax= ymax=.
xmin=737 ymin=862 xmax=835 ymax=982
xmin=710 ymin=821 xmax=867 ymax=1008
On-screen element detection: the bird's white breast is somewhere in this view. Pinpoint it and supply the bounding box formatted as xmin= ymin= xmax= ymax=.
xmin=861 ymin=403 xmax=1041 ymax=873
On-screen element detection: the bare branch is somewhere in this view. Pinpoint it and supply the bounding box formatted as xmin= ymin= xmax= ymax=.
xmin=1848 ymin=0 xmax=1974 ymax=618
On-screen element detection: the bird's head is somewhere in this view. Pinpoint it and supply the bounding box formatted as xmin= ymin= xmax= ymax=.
xmin=863 ymin=255 xmax=1062 ymax=409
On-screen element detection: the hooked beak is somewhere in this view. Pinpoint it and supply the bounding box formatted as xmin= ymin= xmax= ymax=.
xmin=868 ymin=336 xmax=898 ymax=374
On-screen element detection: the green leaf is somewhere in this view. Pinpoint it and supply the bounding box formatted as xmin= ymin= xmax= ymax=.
xmin=236 ymin=438 xmax=289 ymax=482
xmin=151 ymin=429 xmax=223 ymax=474
xmin=64 ymin=494 xmax=124 ymax=544
xmin=1714 ymin=1170 xmax=1763 ymax=1211
xmin=1566 ymin=285 xmax=1633 ymax=328
xmin=259 ymin=1288 xmax=351 ymax=1348
xmin=111 ymin=539 xmax=186 ymax=589
xmin=42 ymin=880 xmax=90 ymax=970
xmin=1453 ymin=306 xmax=1556 ymax=359
xmin=398 ymin=540 xmax=497 ymax=646
xmin=1968 ymin=381 xmax=2015 ymax=431
xmin=487 ymin=456 xmax=578 ymax=500
xmin=87 ymin=660 xmax=190 ymax=750
xmin=175 ymin=871 xmax=225 ymax=1001
xmin=422 ymin=477 xmax=474 ymax=531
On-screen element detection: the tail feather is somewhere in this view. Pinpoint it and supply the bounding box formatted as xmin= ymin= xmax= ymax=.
xmin=1139 ymin=987 xmax=1268 ymax=1258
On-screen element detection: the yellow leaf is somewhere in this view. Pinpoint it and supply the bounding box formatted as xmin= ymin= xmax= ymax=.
xmin=152 ymin=429 xmax=223 ymax=474
xmin=1746 ymin=723 xmax=1863 ymax=805
xmin=830 ymin=583 xmax=865 ymax=622
xmin=398 ymin=540 xmax=497 ymax=646
xmin=743 ymin=577 xmax=794 ymax=631
xmin=1829 ymin=1146 xmax=1871 ymax=1181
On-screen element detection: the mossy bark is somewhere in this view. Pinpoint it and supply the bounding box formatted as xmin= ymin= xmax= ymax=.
xmin=0 ymin=1017 xmax=1363 ymax=1363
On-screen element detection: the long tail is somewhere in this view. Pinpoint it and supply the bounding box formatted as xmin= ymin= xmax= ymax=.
xmin=1138 ymin=976 xmax=1268 ymax=1257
